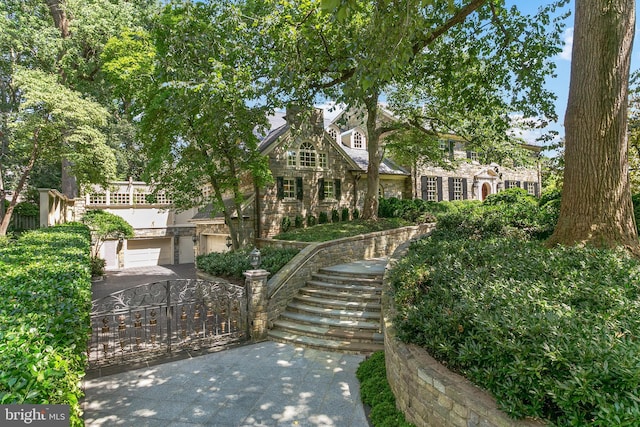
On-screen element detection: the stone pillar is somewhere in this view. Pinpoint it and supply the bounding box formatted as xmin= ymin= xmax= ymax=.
xmin=243 ymin=269 xmax=269 ymax=342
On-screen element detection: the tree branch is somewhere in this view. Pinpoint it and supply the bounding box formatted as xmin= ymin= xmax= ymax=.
xmin=411 ymin=0 xmax=488 ymax=56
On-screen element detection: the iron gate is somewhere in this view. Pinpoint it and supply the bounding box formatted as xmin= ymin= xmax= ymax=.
xmin=88 ymin=279 xmax=247 ymax=369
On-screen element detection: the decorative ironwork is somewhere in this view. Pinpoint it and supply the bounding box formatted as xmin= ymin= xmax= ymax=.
xmin=88 ymin=279 xmax=247 ymax=369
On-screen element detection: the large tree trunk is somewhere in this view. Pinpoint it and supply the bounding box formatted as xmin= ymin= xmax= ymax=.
xmin=44 ymin=0 xmax=77 ymax=198
xmin=548 ymin=0 xmax=637 ymax=251
xmin=361 ymin=92 xmax=382 ymax=220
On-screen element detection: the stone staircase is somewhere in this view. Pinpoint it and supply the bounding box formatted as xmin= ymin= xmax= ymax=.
xmin=268 ymin=260 xmax=386 ymax=354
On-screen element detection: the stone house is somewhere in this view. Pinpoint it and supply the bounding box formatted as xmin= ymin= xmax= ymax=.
xmin=62 ymin=105 xmax=541 ymax=264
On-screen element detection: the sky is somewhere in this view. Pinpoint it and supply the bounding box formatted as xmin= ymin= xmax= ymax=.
xmin=507 ymin=0 xmax=640 ymax=150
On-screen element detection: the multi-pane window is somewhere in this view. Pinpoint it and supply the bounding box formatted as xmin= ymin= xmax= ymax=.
xmin=299 ymin=142 xmax=316 ymax=167
xmin=323 ymin=180 xmax=334 ymax=199
xmin=505 ymin=180 xmax=520 ymax=189
xmin=353 ymin=131 xmax=364 ymax=149
xmin=423 ymin=177 xmax=438 ymax=201
xmin=452 ymin=178 xmax=464 ymax=201
xmin=327 ymin=127 xmax=338 ymax=142
xmin=282 ymin=178 xmax=296 ymax=199
xmin=155 ymin=193 xmax=172 ymax=204
xmin=467 ymin=151 xmax=478 ymax=162
xmin=287 ymin=150 xmax=297 ymax=167
xmin=318 ymin=153 xmax=327 ymax=168
xmin=526 ymin=182 xmax=537 ymax=196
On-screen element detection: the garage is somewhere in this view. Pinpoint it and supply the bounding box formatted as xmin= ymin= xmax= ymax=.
xmin=203 ymin=234 xmax=231 ymax=255
xmin=124 ymin=238 xmax=173 ymax=268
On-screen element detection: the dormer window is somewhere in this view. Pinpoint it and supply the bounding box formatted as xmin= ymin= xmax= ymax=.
xmin=353 ymin=131 xmax=364 ymax=149
xmin=327 ymin=127 xmax=338 ymax=142
xmin=299 ymin=142 xmax=317 ymax=167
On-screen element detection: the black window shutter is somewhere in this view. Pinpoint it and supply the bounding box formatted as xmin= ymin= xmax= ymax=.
xmin=276 ymin=177 xmax=284 ymax=200
xmin=462 ymin=179 xmax=468 ymax=200
xmin=420 ymin=176 xmax=428 ymax=200
xmin=318 ymin=178 xmax=325 ymax=201
xmin=437 ymin=177 xmax=443 ymax=202
xmin=448 ymin=177 xmax=454 ymax=201
xmin=296 ymin=177 xmax=303 ymax=200
xmin=515 ymin=181 xmax=521 ymax=188
xmin=466 ymin=151 xmax=472 ymax=159
xmin=449 ymin=141 xmax=455 ymax=160
xmin=524 ymin=181 xmax=530 ymax=191
xmin=505 ymin=180 xmax=512 ymax=189
xmin=334 ymin=179 xmax=341 ymax=200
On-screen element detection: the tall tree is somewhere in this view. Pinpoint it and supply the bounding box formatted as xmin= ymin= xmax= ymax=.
xmin=547 ymin=0 xmax=637 ymax=251
xmin=140 ymin=2 xmax=272 ymax=249
xmin=0 ymin=67 xmax=116 ymax=235
xmin=255 ymin=0 xmax=566 ymax=219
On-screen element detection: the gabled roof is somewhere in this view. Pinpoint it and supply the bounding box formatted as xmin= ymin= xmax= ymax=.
xmin=337 ymin=144 xmax=409 ymax=176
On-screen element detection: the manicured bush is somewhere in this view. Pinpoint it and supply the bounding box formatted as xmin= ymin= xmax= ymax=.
xmin=390 ymin=230 xmax=640 ymax=425
xmin=356 ymin=351 xmax=414 ymax=427
xmin=294 ymin=215 xmax=304 ymax=228
xmin=0 ymin=224 xmax=92 ymax=427
xmin=331 ymin=209 xmax=340 ymax=223
xmin=196 ymin=246 xmax=300 ymax=281
xmin=318 ymin=211 xmax=329 ymax=224
xmin=307 ymin=214 xmax=317 ymax=227
xmin=341 ymin=207 xmax=350 ymax=221
xmin=353 ymin=208 xmax=360 ymax=219
xmin=281 ymin=216 xmax=292 ymax=233
xmin=378 ymin=197 xmax=462 ymax=223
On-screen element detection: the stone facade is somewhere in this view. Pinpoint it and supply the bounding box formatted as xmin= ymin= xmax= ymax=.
xmin=382 ymin=241 xmax=546 ymax=427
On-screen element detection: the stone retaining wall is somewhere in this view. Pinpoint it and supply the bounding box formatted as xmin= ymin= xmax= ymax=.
xmin=382 ymin=241 xmax=545 ymax=427
xmin=264 ymin=223 xmax=434 ymax=326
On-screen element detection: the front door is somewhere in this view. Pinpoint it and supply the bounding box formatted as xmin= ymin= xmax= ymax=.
xmin=482 ymin=183 xmax=491 ymax=200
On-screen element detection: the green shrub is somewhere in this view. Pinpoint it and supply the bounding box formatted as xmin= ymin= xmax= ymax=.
xmin=12 ymin=201 xmax=39 ymax=217
xmin=196 ymin=246 xmax=299 ymax=280
xmin=436 ymin=188 xmax=556 ymax=240
xmin=0 ymin=224 xmax=92 ymax=427
xmin=90 ymin=256 xmax=106 ymax=277
xmin=356 ymin=352 xmax=414 ymax=427
xmin=281 ymin=216 xmax=292 ymax=233
xmin=318 ymin=211 xmax=329 ymax=224
xmin=294 ymin=215 xmax=304 ymax=228
xmin=378 ymin=197 xmax=463 ymax=223
xmin=390 ymin=231 xmax=640 ymax=425
xmin=353 ymin=208 xmax=360 ymax=219
xmin=331 ymin=209 xmax=340 ymax=223
xmin=307 ymin=214 xmax=317 ymax=227
xmin=341 ymin=207 xmax=350 ymax=221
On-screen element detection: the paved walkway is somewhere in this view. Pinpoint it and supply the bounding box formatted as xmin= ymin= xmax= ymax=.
xmin=83 ymin=341 xmax=368 ymax=427
xmin=85 ymin=262 xmax=380 ymax=426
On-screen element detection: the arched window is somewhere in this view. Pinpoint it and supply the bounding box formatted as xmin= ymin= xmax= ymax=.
xmin=353 ymin=131 xmax=364 ymax=149
xmin=299 ymin=142 xmax=317 ymax=167
xmin=327 ymin=127 xmax=338 ymax=142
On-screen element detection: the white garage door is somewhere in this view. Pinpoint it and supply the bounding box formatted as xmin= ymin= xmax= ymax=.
xmin=124 ymin=238 xmax=173 ymax=268
xmin=204 ymin=234 xmax=231 ymax=255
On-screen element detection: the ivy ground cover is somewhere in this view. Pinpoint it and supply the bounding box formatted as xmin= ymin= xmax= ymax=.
xmin=390 ymin=230 xmax=640 ymax=426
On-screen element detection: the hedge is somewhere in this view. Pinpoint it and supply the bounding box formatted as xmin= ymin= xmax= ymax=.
xmin=0 ymin=224 xmax=92 ymax=427
xmin=196 ymin=246 xmax=300 ymax=281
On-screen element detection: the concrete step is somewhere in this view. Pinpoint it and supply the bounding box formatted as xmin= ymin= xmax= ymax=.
xmin=293 ymin=294 xmax=381 ymax=312
xmin=268 ymin=329 xmax=384 ymax=354
xmin=287 ymin=301 xmax=380 ymax=321
xmin=298 ymin=287 xmax=381 ymax=302
xmin=271 ymin=319 xmax=383 ymax=343
xmin=279 ymin=311 xmax=380 ymax=331
xmin=305 ymin=279 xmax=380 ymax=294
xmin=311 ymin=272 xmax=382 ymax=286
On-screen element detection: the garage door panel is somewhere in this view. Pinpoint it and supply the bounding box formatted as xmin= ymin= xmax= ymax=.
xmin=125 ymin=238 xmax=172 ymax=268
